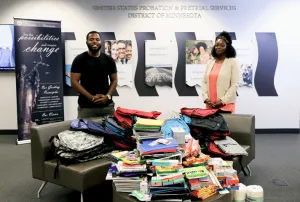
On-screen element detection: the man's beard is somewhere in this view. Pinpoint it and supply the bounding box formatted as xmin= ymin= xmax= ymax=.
xmin=87 ymin=44 xmax=101 ymax=53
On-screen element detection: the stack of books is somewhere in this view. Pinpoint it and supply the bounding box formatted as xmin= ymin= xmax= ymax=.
xmin=149 ymin=160 xmax=190 ymax=201
xmin=137 ymin=138 xmax=179 ymax=155
xmin=106 ymin=152 xmax=148 ymax=193
xmin=133 ymin=118 xmax=164 ymax=141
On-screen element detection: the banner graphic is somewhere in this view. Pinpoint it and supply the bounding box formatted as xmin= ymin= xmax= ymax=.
xmin=105 ymin=40 xmax=133 ymax=87
xmin=185 ymin=40 xmax=213 ymax=87
xmin=145 ymin=40 xmax=173 ymax=87
xmin=14 ymin=18 xmax=64 ymax=144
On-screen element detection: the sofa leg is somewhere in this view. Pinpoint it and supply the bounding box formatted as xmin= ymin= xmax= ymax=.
xmin=81 ymin=192 xmax=84 ymax=202
xmin=37 ymin=181 xmax=48 ymax=198
xmin=246 ymin=165 xmax=252 ymax=176
xmin=241 ymin=167 xmax=248 ymax=176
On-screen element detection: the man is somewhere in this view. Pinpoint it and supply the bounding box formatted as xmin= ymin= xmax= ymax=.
xmin=104 ymin=40 xmax=111 ymax=56
xmin=125 ymin=41 xmax=132 ymax=64
xmin=71 ymin=31 xmax=118 ymax=118
xmin=117 ymin=40 xmax=127 ymax=64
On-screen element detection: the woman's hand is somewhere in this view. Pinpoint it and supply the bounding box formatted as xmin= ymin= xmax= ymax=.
xmin=213 ymin=100 xmax=224 ymax=108
xmin=204 ymin=99 xmax=215 ymax=108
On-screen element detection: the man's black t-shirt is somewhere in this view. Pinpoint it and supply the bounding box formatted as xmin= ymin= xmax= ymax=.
xmin=71 ymin=51 xmax=117 ymax=108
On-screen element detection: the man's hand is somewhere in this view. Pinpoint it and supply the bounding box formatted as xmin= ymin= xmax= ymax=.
xmin=93 ymin=94 xmax=108 ymax=104
xmin=90 ymin=95 xmax=100 ymax=103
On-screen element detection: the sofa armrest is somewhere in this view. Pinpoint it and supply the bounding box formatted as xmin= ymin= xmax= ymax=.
xmin=31 ymin=120 xmax=72 ymax=180
xmin=30 ymin=117 xmax=106 ymax=181
xmin=222 ymin=114 xmax=255 ymax=160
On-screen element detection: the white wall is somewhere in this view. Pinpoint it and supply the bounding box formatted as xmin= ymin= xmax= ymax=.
xmin=0 ymin=72 xmax=17 ymax=129
xmin=0 ymin=0 xmax=300 ymax=130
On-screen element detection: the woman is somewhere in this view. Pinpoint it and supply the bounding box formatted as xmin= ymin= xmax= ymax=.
xmin=196 ymin=42 xmax=211 ymax=64
xmin=201 ymin=31 xmax=239 ymax=113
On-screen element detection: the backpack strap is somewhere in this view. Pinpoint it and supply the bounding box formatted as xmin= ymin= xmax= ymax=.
xmin=78 ymin=118 xmax=87 ymax=128
xmin=54 ymin=159 xmax=60 ymax=179
xmin=46 ymin=136 xmax=58 ymax=161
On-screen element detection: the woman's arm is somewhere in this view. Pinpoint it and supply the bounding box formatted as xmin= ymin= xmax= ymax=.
xmin=220 ymin=59 xmax=240 ymax=104
xmin=201 ymin=62 xmax=210 ymax=102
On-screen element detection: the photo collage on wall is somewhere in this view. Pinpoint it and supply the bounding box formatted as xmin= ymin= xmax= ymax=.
xmin=105 ymin=40 xmax=133 ymax=87
xmin=145 ymin=40 xmax=173 ymax=88
xmin=240 ymin=64 xmax=253 ymax=87
xmin=185 ymin=40 xmax=213 ymax=87
xmin=63 ymin=37 xmax=254 ymax=94
xmin=232 ymin=40 xmax=254 ymax=88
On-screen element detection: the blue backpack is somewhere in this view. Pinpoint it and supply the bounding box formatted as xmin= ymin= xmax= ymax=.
xmin=70 ymin=118 xmax=136 ymax=151
xmin=161 ymin=118 xmax=190 ymax=139
xmin=105 ymin=117 xmax=127 ymax=137
xmin=71 ymin=118 xmax=117 ymax=136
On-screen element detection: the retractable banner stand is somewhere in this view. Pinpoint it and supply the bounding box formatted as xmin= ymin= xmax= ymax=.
xmin=14 ymin=18 xmax=64 ymax=145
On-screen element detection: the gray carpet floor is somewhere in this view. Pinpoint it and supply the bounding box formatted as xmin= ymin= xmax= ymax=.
xmin=0 ymin=133 xmax=300 ymax=202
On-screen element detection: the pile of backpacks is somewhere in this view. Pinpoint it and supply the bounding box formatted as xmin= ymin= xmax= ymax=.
xmin=48 ymin=118 xmax=135 ymax=167
xmin=46 ymin=106 xmax=248 ymax=179
xmin=47 ymin=107 xmax=163 ymax=178
xmin=180 ymin=108 xmax=247 ymax=158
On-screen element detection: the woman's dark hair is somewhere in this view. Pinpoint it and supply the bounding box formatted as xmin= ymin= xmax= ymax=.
xmin=196 ymin=42 xmax=207 ymax=50
xmin=211 ymin=31 xmax=236 ymax=58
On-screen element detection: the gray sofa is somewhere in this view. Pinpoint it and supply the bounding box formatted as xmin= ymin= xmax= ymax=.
xmin=222 ymin=113 xmax=255 ymax=175
xmin=30 ymin=114 xmax=255 ymax=202
xmin=30 ymin=117 xmax=111 ymax=202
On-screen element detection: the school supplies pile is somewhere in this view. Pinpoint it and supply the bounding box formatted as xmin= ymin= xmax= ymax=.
xmin=207 ymin=158 xmax=240 ymax=190
xmin=133 ymin=118 xmax=165 ymax=141
xmin=103 ymin=108 xmax=243 ymax=201
xmin=148 ymin=159 xmax=189 ymax=201
xmin=106 ymin=151 xmax=147 ymax=193
xmin=137 ymin=138 xmax=179 ymax=155
xmin=151 ymin=160 xmax=184 ymax=186
xmin=182 ymin=153 xmax=210 ymax=167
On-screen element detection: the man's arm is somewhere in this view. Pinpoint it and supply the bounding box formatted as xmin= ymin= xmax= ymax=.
xmin=107 ymin=73 xmax=118 ymax=96
xmin=71 ymin=73 xmax=94 ymax=101
xmin=97 ymin=73 xmax=118 ymax=104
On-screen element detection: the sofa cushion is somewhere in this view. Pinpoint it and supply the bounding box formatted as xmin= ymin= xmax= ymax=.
xmin=44 ymin=158 xmax=111 ymax=192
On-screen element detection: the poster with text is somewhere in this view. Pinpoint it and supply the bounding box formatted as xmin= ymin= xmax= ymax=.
xmin=105 ymin=40 xmax=132 ymax=87
xmin=232 ymin=40 xmax=254 ymax=88
xmin=14 ymin=18 xmax=64 ymax=143
xmin=185 ymin=40 xmax=213 ymax=87
xmin=145 ymin=40 xmax=173 ymax=87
